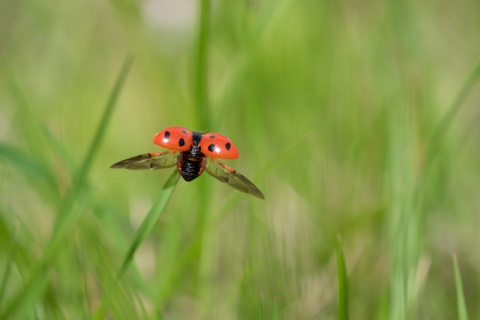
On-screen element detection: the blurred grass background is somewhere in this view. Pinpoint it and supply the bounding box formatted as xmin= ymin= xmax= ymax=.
xmin=1 ymin=0 xmax=480 ymax=319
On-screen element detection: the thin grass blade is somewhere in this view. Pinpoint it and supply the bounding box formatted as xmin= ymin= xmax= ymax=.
xmin=453 ymin=254 xmax=469 ymax=320
xmin=53 ymin=54 xmax=134 ymax=235
xmin=194 ymin=0 xmax=211 ymax=130
xmin=336 ymin=235 xmax=349 ymax=320
xmin=191 ymin=2 xmax=216 ymax=317
xmin=118 ymin=169 xmax=180 ymax=277
xmin=422 ymin=56 xmax=480 ymax=184
xmin=74 ymin=55 xmax=134 ymax=187
xmin=0 ymin=144 xmax=57 ymax=194
xmin=42 ymin=125 xmax=76 ymax=172
xmin=0 ymin=224 xmax=20 ymax=308
xmin=0 ymin=56 xmax=49 ymax=163
xmin=0 ymin=55 xmax=133 ymax=319
xmin=92 ymin=169 xmax=179 ymax=320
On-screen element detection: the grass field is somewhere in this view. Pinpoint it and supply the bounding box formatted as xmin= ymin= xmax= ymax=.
xmin=1 ymin=0 xmax=480 ymax=319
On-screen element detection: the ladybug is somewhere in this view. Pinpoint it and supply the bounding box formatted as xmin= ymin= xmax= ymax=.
xmin=111 ymin=126 xmax=264 ymax=199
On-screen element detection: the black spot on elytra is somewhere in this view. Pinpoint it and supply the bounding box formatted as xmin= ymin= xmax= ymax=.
xmin=182 ymin=129 xmax=187 ymax=134
xmin=164 ymin=131 xmax=171 ymax=139
xmin=208 ymin=144 xmax=215 ymax=152
xmin=210 ymin=134 xmax=215 ymax=139
xmin=225 ymin=142 xmax=231 ymax=150
xmin=179 ymin=138 xmax=185 ymax=147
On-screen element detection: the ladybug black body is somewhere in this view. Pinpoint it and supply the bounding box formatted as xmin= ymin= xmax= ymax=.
xmin=178 ymin=131 xmax=206 ymax=181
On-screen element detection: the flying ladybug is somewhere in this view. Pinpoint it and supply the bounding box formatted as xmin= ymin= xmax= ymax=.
xmin=110 ymin=126 xmax=264 ymax=199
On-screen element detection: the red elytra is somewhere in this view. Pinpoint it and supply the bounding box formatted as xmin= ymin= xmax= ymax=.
xmin=153 ymin=127 xmax=239 ymax=159
xmin=199 ymin=132 xmax=239 ymax=159
xmin=152 ymin=126 xmax=192 ymax=152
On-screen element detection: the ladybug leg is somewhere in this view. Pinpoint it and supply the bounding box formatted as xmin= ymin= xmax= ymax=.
xmin=177 ymin=153 xmax=184 ymax=174
xmin=149 ymin=151 xmax=167 ymax=157
xmin=212 ymin=158 xmax=236 ymax=173
xmin=199 ymin=157 xmax=207 ymax=175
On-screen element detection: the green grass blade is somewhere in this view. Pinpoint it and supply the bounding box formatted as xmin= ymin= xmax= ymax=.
xmin=336 ymin=235 xmax=349 ymax=320
xmin=75 ymin=55 xmax=134 ymax=188
xmin=386 ymin=102 xmax=419 ymax=319
xmin=118 ymin=169 xmax=180 ymax=277
xmin=191 ymin=2 xmax=216 ymax=317
xmin=194 ymin=0 xmax=211 ymax=130
xmin=0 ymin=224 xmax=20 ymax=308
xmin=430 ymin=57 xmax=480 ymax=146
xmin=0 ymin=144 xmax=57 ymax=194
xmin=53 ymin=54 xmax=134 ymax=232
xmin=0 ymin=56 xmax=49 ymax=163
xmin=0 ymin=56 xmax=133 ymax=319
xmin=453 ymin=254 xmax=469 ymax=320
xmin=92 ymin=170 xmax=179 ymax=319
xmin=423 ymin=57 xmax=480 ymax=180
xmin=42 ymin=125 xmax=77 ymax=172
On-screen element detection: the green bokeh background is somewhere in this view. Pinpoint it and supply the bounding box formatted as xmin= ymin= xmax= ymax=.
xmin=1 ymin=0 xmax=480 ymax=319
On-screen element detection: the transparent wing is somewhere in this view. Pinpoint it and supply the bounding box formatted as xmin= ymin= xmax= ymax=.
xmin=205 ymin=158 xmax=264 ymax=199
xmin=110 ymin=151 xmax=179 ymax=170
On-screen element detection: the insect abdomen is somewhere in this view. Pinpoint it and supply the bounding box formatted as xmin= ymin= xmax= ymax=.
xmin=178 ymin=153 xmax=205 ymax=182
